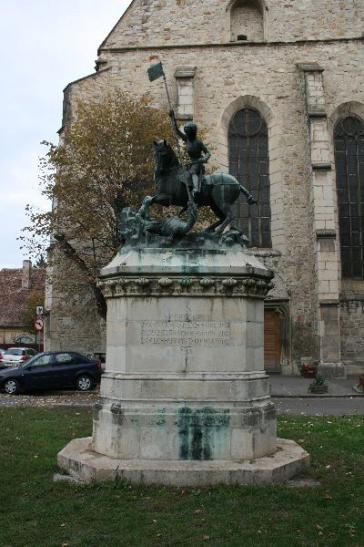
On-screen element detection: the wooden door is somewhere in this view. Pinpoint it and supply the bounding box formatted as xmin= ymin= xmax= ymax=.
xmin=264 ymin=309 xmax=282 ymax=372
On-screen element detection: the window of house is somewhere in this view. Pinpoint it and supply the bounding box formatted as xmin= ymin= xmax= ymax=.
xmin=334 ymin=115 xmax=364 ymax=278
xmin=230 ymin=0 xmax=264 ymax=42
xmin=228 ymin=108 xmax=271 ymax=247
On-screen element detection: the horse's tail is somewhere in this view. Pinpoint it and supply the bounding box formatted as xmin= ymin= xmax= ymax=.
xmin=239 ymin=184 xmax=250 ymax=198
xmin=239 ymin=184 xmax=257 ymax=205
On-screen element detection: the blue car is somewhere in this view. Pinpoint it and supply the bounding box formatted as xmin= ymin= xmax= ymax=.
xmin=0 ymin=351 xmax=102 ymax=395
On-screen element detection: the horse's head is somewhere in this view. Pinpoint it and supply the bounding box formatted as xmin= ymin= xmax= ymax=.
xmin=153 ymin=139 xmax=179 ymax=173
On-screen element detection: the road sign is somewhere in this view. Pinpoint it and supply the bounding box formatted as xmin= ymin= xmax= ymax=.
xmin=34 ymin=318 xmax=44 ymax=331
xmin=36 ymin=306 xmax=44 ymax=316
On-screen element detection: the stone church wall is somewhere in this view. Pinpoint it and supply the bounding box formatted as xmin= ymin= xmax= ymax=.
xmin=45 ymin=255 xmax=106 ymax=356
xmin=340 ymin=300 xmax=364 ymax=374
xmin=101 ymin=0 xmax=364 ymax=49
xmin=48 ymin=0 xmax=364 ymax=373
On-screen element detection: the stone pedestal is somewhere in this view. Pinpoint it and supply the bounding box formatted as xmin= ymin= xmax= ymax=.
xmin=58 ymin=246 xmax=309 ymax=485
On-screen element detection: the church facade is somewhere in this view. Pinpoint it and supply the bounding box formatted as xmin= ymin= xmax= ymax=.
xmin=46 ymin=0 xmax=364 ymax=376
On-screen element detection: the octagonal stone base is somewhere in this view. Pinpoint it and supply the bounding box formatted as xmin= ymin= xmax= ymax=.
xmin=58 ymin=436 xmax=310 ymax=486
xmin=57 ymin=245 xmax=310 ymax=485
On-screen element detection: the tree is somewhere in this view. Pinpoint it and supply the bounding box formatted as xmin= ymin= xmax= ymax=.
xmin=21 ymin=289 xmax=44 ymax=335
xmin=21 ymin=91 xmax=174 ymax=319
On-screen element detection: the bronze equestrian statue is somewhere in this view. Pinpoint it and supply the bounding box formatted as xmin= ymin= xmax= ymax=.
xmin=142 ymin=137 xmax=257 ymax=235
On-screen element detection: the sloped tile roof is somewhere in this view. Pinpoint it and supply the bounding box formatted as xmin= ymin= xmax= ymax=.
xmin=0 ymin=267 xmax=45 ymax=328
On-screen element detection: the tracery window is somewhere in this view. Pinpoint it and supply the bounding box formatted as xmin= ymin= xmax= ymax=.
xmin=228 ymin=108 xmax=271 ymax=247
xmin=334 ymin=115 xmax=364 ymax=278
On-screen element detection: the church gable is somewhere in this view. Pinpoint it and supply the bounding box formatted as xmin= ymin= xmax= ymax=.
xmin=100 ymin=0 xmax=229 ymax=49
xmin=99 ymin=0 xmax=364 ymax=50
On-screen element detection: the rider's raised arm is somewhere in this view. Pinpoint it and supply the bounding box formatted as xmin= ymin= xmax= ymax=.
xmin=169 ymin=110 xmax=187 ymax=142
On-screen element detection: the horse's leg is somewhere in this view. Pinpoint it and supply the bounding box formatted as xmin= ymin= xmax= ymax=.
xmin=203 ymin=201 xmax=225 ymax=233
xmin=204 ymin=219 xmax=222 ymax=232
xmin=178 ymin=206 xmax=188 ymax=217
xmin=150 ymin=193 xmax=174 ymax=207
xmin=209 ymin=181 xmax=240 ymax=234
xmin=211 ymin=196 xmax=234 ymax=234
xmin=214 ymin=207 xmax=233 ymax=234
xmin=204 ymin=217 xmax=224 ymax=232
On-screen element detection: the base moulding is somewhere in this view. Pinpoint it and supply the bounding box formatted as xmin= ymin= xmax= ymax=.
xmin=58 ymin=437 xmax=310 ymax=487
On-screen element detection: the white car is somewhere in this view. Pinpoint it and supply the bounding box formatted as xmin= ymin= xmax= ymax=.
xmin=0 ymin=347 xmax=38 ymax=368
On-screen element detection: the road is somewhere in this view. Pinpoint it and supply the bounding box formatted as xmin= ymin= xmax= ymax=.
xmin=0 ymin=389 xmax=363 ymax=416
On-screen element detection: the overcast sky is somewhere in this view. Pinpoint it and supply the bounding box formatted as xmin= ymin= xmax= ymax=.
xmin=0 ymin=0 xmax=130 ymax=268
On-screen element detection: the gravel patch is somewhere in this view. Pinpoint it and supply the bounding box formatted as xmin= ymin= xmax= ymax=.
xmin=0 ymin=388 xmax=99 ymax=407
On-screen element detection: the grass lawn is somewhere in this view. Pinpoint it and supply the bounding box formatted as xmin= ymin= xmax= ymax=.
xmin=0 ymin=408 xmax=363 ymax=546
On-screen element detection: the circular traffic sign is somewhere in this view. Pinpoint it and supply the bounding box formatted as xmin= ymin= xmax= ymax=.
xmin=34 ymin=318 xmax=44 ymax=331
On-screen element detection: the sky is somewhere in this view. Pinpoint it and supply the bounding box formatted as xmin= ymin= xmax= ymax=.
xmin=0 ymin=0 xmax=130 ymax=268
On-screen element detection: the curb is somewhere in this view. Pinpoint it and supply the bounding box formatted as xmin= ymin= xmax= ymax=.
xmin=272 ymin=394 xmax=364 ymax=399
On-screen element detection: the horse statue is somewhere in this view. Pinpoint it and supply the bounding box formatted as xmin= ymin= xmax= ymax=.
xmin=141 ymin=140 xmax=257 ymax=235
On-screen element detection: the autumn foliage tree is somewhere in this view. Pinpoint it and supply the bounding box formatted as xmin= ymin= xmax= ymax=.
xmin=21 ymin=288 xmax=45 ymax=335
xmin=21 ymin=91 xmax=174 ymax=319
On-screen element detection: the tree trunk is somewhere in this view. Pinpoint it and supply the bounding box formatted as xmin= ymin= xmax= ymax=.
xmin=54 ymin=234 xmax=107 ymax=320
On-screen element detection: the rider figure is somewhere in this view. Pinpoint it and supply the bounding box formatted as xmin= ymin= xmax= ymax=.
xmin=169 ymin=110 xmax=211 ymax=201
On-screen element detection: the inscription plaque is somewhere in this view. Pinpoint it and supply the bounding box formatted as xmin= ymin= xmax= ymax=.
xmin=140 ymin=320 xmax=232 ymax=347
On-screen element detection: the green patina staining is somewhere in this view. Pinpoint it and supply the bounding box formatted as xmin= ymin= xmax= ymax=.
xmin=156 ymin=408 xmax=166 ymax=426
xmin=180 ymin=278 xmax=193 ymax=288
xmin=177 ymin=407 xmax=230 ymax=461
xmin=178 ymin=407 xmax=191 ymax=460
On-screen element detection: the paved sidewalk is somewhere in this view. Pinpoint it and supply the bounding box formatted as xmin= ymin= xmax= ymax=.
xmin=269 ymin=375 xmax=363 ymax=398
xmin=269 ymin=375 xmax=364 ymax=415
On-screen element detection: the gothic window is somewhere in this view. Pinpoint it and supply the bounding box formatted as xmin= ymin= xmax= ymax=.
xmin=230 ymin=0 xmax=264 ymax=42
xmin=334 ymin=115 xmax=364 ymax=278
xmin=228 ymin=108 xmax=271 ymax=247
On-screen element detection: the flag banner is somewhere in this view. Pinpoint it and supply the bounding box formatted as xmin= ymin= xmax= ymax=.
xmin=148 ymin=62 xmax=164 ymax=82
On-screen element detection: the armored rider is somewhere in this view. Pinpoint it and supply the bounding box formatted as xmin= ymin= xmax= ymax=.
xmin=169 ymin=110 xmax=211 ymax=201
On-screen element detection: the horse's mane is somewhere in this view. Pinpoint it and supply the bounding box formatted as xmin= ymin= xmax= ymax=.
xmin=166 ymin=142 xmax=181 ymax=167
xmin=155 ymin=140 xmax=181 ymax=171
xmin=167 ymin=146 xmax=180 ymax=168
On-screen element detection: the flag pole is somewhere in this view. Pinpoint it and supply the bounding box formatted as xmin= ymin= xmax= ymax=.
xmin=162 ymin=71 xmax=184 ymax=164
xmin=162 ymin=71 xmax=173 ymax=113
xmin=148 ymin=60 xmax=183 ymax=163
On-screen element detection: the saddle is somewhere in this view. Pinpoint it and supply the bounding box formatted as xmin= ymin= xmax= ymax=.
xmin=181 ymin=171 xmax=214 ymax=190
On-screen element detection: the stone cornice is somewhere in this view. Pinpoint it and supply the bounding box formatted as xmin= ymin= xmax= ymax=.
xmin=99 ymin=36 xmax=364 ymax=55
xmin=99 ymin=275 xmax=274 ymax=299
xmin=174 ymin=67 xmax=197 ymax=79
xmin=316 ymin=229 xmax=337 ymax=239
xmin=296 ymin=62 xmax=324 ymax=73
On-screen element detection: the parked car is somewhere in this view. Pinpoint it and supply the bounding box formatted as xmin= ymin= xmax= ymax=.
xmin=0 ymin=351 xmax=102 ymax=395
xmin=0 ymin=347 xmax=38 ymax=367
xmin=0 ymin=349 xmax=5 ymax=360
xmin=87 ymin=352 xmax=106 ymax=372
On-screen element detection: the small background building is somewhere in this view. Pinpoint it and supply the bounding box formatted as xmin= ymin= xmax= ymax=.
xmin=0 ymin=260 xmax=45 ymax=348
